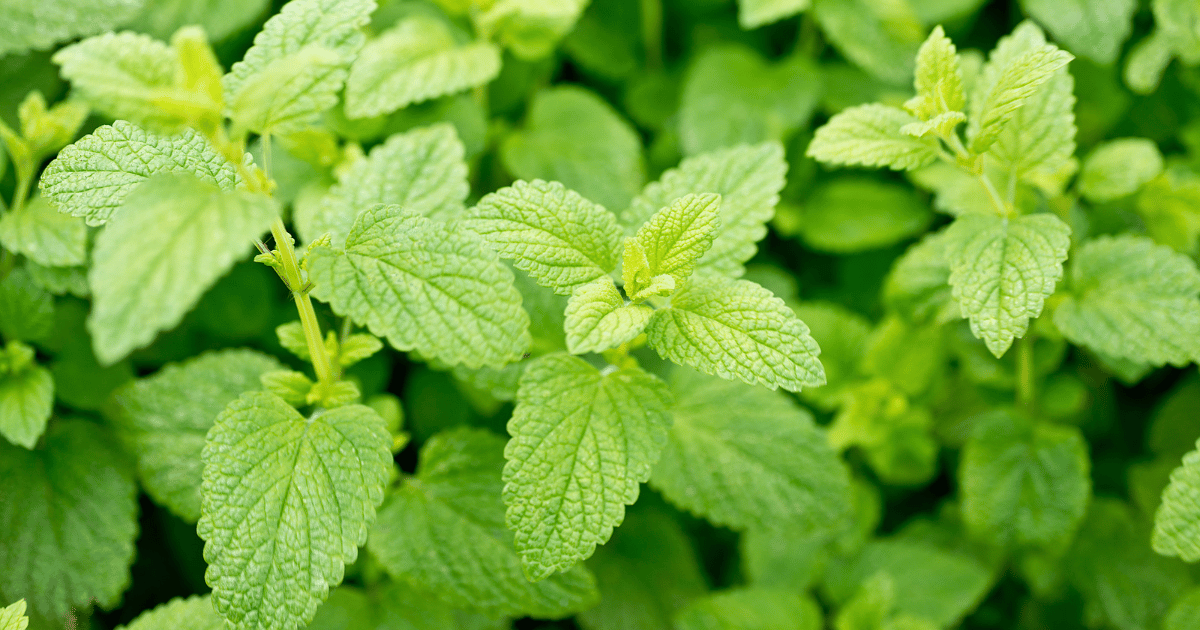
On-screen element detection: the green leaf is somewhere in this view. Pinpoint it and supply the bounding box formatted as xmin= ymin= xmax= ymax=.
xmin=0 ymin=267 xmax=54 ymax=342
xmin=501 ymin=86 xmax=644 ymax=212
xmin=198 ymin=391 xmax=392 ymax=630
xmin=737 ymin=0 xmax=810 ymax=29
xmin=0 ymin=359 xmax=52 ymax=450
xmin=0 ymin=420 xmax=138 ymax=620
xmin=906 ymin=26 xmax=966 ymax=121
xmin=308 ymin=204 xmax=530 ymax=369
xmin=1136 ymin=167 xmax=1200 ymax=255
xmin=808 ymin=104 xmax=941 ymax=172
xmin=650 ymin=367 xmax=852 ymax=531
xmin=801 ymin=177 xmax=932 ymax=253
xmin=883 ymin=229 xmax=959 ymax=325
xmin=25 ymin=262 xmax=88 ymax=298
xmin=943 ymin=213 xmax=1071 ymax=358
xmin=810 ymin=0 xmax=923 ymax=84
xmin=124 ymin=0 xmax=272 ymax=42
xmin=674 ymin=588 xmax=822 ymax=630
xmin=88 ymin=173 xmax=278 ymax=365
xmin=632 ymin=193 xmax=721 ymax=288
xmin=624 ymin=142 xmax=787 ymax=278
xmin=679 ymin=44 xmax=820 ymax=156
xmin=475 ymin=0 xmax=589 ymax=60
xmin=967 ymin=21 xmax=1074 ymax=154
xmin=621 ymin=237 xmax=675 ymax=303
xmin=1081 ymin=138 xmax=1165 ymax=203
xmin=564 ymin=277 xmax=653 ymax=354
xmin=792 ymin=302 xmax=871 ymax=410
xmin=1166 ymin=587 xmax=1200 ymax=630
xmin=0 ymin=196 xmax=86 ymax=267
xmin=0 ymin=600 xmax=28 ymax=630
xmin=577 ymin=505 xmax=707 ymax=630
xmin=307 ymin=583 xmax=507 ymax=630
xmin=52 ymin=32 xmax=188 ymax=132
xmin=41 ymin=121 xmax=241 ymax=226
xmin=108 ymin=349 xmax=283 ymax=522
xmin=505 ymin=353 xmax=672 ymax=579
xmin=1020 ymin=0 xmax=1137 ymax=64
xmin=827 ymin=380 xmax=938 ymax=486
xmin=345 ymin=15 xmax=501 ymax=119
xmin=1055 ymin=234 xmax=1200 ymax=367
xmin=646 ymin=277 xmax=825 ymax=392
xmin=1153 ymin=440 xmax=1200 ymax=562
xmin=466 ymin=179 xmax=624 ymax=295
xmin=117 ymin=595 xmax=222 ymax=630
xmin=960 ymin=410 xmax=1091 ymax=550
xmin=0 ymin=0 xmax=142 ymax=57
xmin=222 ymin=0 xmax=374 ymax=134
xmin=368 ymin=428 xmax=600 ymax=618
xmin=299 ymin=123 xmax=467 ymax=246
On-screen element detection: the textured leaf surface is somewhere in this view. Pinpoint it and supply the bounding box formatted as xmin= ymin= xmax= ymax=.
xmin=944 ymin=213 xmax=1071 ymax=357
xmin=646 ymin=277 xmax=824 ymax=392
xmin=650 ymin=367 xmax=851 ymax=531
xmin=0 ymin=600 xmax=28 ymax=630
xmin=624 ymin=143 xmax=786 ymax=278
xmin=300 ymin=124 xmax=467 ymax=246
xmin=223 ymin=0 xmax=374 ymax=133
xmin=308 ymin=204 xmax=530 ymax=369
xmin=0 ymin=420 xmax=138 ymax=620
xmin=674 ymin=589 xmax=822 ymax=630
xmin=0 ymin=364 xmax=53 ymax=450
xmin=108 ymin=349 xmax=283 ymax=522
xmin=505 ymin=354 xmax=672 ymax=579
xmin=41 ymin=121 xmax=240 ymax=226
xmin=345 ymin=15 xmax=501 ymax=118
xmin=564 ymin=277 xmax=652 ymax=354
xmin=907 ymin=26 xmax=966 ymax=121
xmin=198 ymin=391 xmax=392 ymax=630
xmin=1021 ymin=0 xmax=1136 ymax=64
xmin=0 ymin=196 xmax=86 ymax=267
xmin=368 ymin=428 xmax=600 ymax=618
xmin=88 ymin=174 xmax=277 ymax=365
xmin=466 ymin=179 xmax=623 ymax=295
xmin=737 ymin=0 xmax=809 ymax=28
xmin=52 ymin=32 xmax=180 ymax=131
xmin=1154 ymin=441 xmax=1200 ymax=561
xmin=808 ymin=104 xmax=940 ymax=171
xmin=1081 ymin=138 xmax=1164 ymax=202
xmin=117 ymin=595 xmax=222 ymax=630
xmin=633 ymin=193 xmax=721 ymax=288
xmin=1054 ymin=235 xmax=1200 ymax=367
xmin=0 ymin=0 xmax=142 ymax=57
xmin=501 ymin=86 xmax=644 ymax=212
xmin=960 ymin=410 xmax=1090 ymax=550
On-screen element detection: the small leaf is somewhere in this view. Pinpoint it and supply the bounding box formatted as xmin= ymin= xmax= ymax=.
xmin=0 ymin=196 xmax=86 ymax=267
xmin=0 ymin=357 xmax=53 ymax=450
xmin=0 ymin=600 xmax=28 ymax=630
xmin=906 ymin=26 xmax=966 ymax=121
xmin=1153 ymin=440 xmax=1200 ymax=562
xmin=675 ymin=589 xmax=822 ymax=630
xmin=1081 ymin=138 xmax=1165 ymax=203
xmin=260 ymin=370 xmax=314 ymax=407
xmin=633 ymin=193 xmax=721 ymax=288
xmin=800 ymin=178 xmax=932 ymax=254
xmin=0 ymin=268 xmax=54 ymax=342
xmin=117 ymin=595 xmax=222 ymax=630
xmin=736 ymin=0 xmax=810 ymax=29
xmin=1020 ymin=0 xmax=1137 ymax=64
xmin=475 ymin=0 xmax=589 ymax=60
xmin=563 ymin=277 xmax=652 ymax=354
xmin=808 ymin=104 xmax=940 ymax=171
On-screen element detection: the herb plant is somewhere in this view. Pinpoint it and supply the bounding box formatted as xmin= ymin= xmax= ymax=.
xmin=2 ymin=1 xmax=1200 ymax=630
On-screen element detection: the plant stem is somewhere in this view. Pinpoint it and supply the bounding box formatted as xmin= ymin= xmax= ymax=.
xmin=10 ymin=163 xmax=33 ymax=215
xmin=640 ymin=0 xmax=663 ymax=71
xmin=1016 ymin=335 xmax=1036 ymax=414
xmin=269 ymin=216 xmax=335 ymax=385
xmin=978 ymin=172 xmax=1011 ymax=217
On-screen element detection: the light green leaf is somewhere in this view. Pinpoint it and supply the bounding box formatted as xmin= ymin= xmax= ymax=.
xmin=505 ymin=353 xmax=672 ymax=579
xmin=501 ymin=86 xmax=644 ymax=212
xmin=1136 ymin=167 xmax=1200 ymax=255
xmin=0 ymin=420 xmax=138 ymax=620
xmin=198 ymin=391 xmax=392 ymax=630
xmin=52 ymin=32 xmax=185 ymax=132
xmin=1081 ymin=138 xmax=1165 ymax=203
xmin=0 ymin=196 xmax=86 ymax=267
xmin=967 ymin=21 xmax=1074 ymax=154
xmin=801 ymin=177 xmax=932 ymax=253
xmin=808 ymin=104 xmax=941 ymax=172
xmin=1054 ymin=234 xmax=1200 ymax=367
xmin=675 ymin=588 xmax=822 ymax=630
xmin=125 ymin=0 xmax=270 ymax=42
xmin=0 ymin=361 xmax=52 ymax=450
xmin=345 ymin=15 xmax=501 ymax=119
xmin=624 ymin=142 xmax=786 ymax=278
xmin=368 ymin=428 xmax=600 ymax=618
xmin=621 ymin=237 xmax=675 ymax=303
xmin=117 ymin=595 xmax=222 ymax=630
xmin=943 ymin=213 xmax=1071 ymax=357
xmin=633 ymin=193 xmax=721 ymax=288
xmin=466 ymin=179 xmax=623 ymax=295
xmin=792 ymin=302 xmax=871 ymax=410
xmin=299 ymin=124 xmax=467 ymax=246
xmin=1124 ymin=31 xmax=1173 ymax=95
xmin=564 ymin=277 xmax=653 ymax=354
xmin=25 ymin=262 xmax=88 ymax=298
xmin=679 ymin=44 xmax=820 ymax=156
xmin=222 ymin=0 xmax=374 ymax=134
xmin=811 ymin=0 xmax=923 ymax=84
xmin=906 ymin=26 xmax=965 ymax=121
xmin=0 ymin=0 xmax=142 ymax=57
xmin=0 ymin=600 xmax=28 ymax=630
xmin=475 ymin=0 xmax=589 ymax=60
xmin=88 ymin=173 xmax=277 ymax=365
xmin=0 ymin=268 xmax=54 ymax=342
xmin=883 ymin=228 xmax=959 ymax=325
xmin=737 ymin=0 xmax=810 ymax=28
xmin=646 ymin=277 xmax=825 ymax=392
xmin=827 ymin=380 xmax=938 ymax=486
xmin=1020 ymin=0 xmax=1137 ymax=64
xmin=308 ymin=204 xmax=530 ymax=369
xmin=960 ymin=410 xmax=1090 ymax=550
xmin=1153 ymin=440 xmax=1200 ymax=561
xmin=41 ymin=121 xmax=241 ymax=226
xmin=108 ymin=349 xmax=283 ymax=522
xmin=651 ymin=367 xmax=852 ymax=532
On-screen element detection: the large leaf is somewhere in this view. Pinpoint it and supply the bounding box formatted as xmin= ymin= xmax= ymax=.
xmin=0 ymin=0 xmax=142 ymax=57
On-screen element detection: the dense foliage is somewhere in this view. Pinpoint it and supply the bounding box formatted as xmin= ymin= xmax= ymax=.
xmin=2 ymin=0 xmax=1200 ymax=629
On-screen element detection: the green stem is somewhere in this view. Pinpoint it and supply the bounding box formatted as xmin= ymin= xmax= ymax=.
xmin=640 ymin=0 xmax=663 ymax=71
xmin=262 ymin=133 xmax=274 ymax=181
xmin=269 ymin=216 xmax=335 ymax=386
xmin=10 ymin=164 xmax=33 ymax=214
xmin=1016 ymin=335 xmax=1036 ymax=414
xmin=978 ymin=172 xmax=1011 ymax=217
